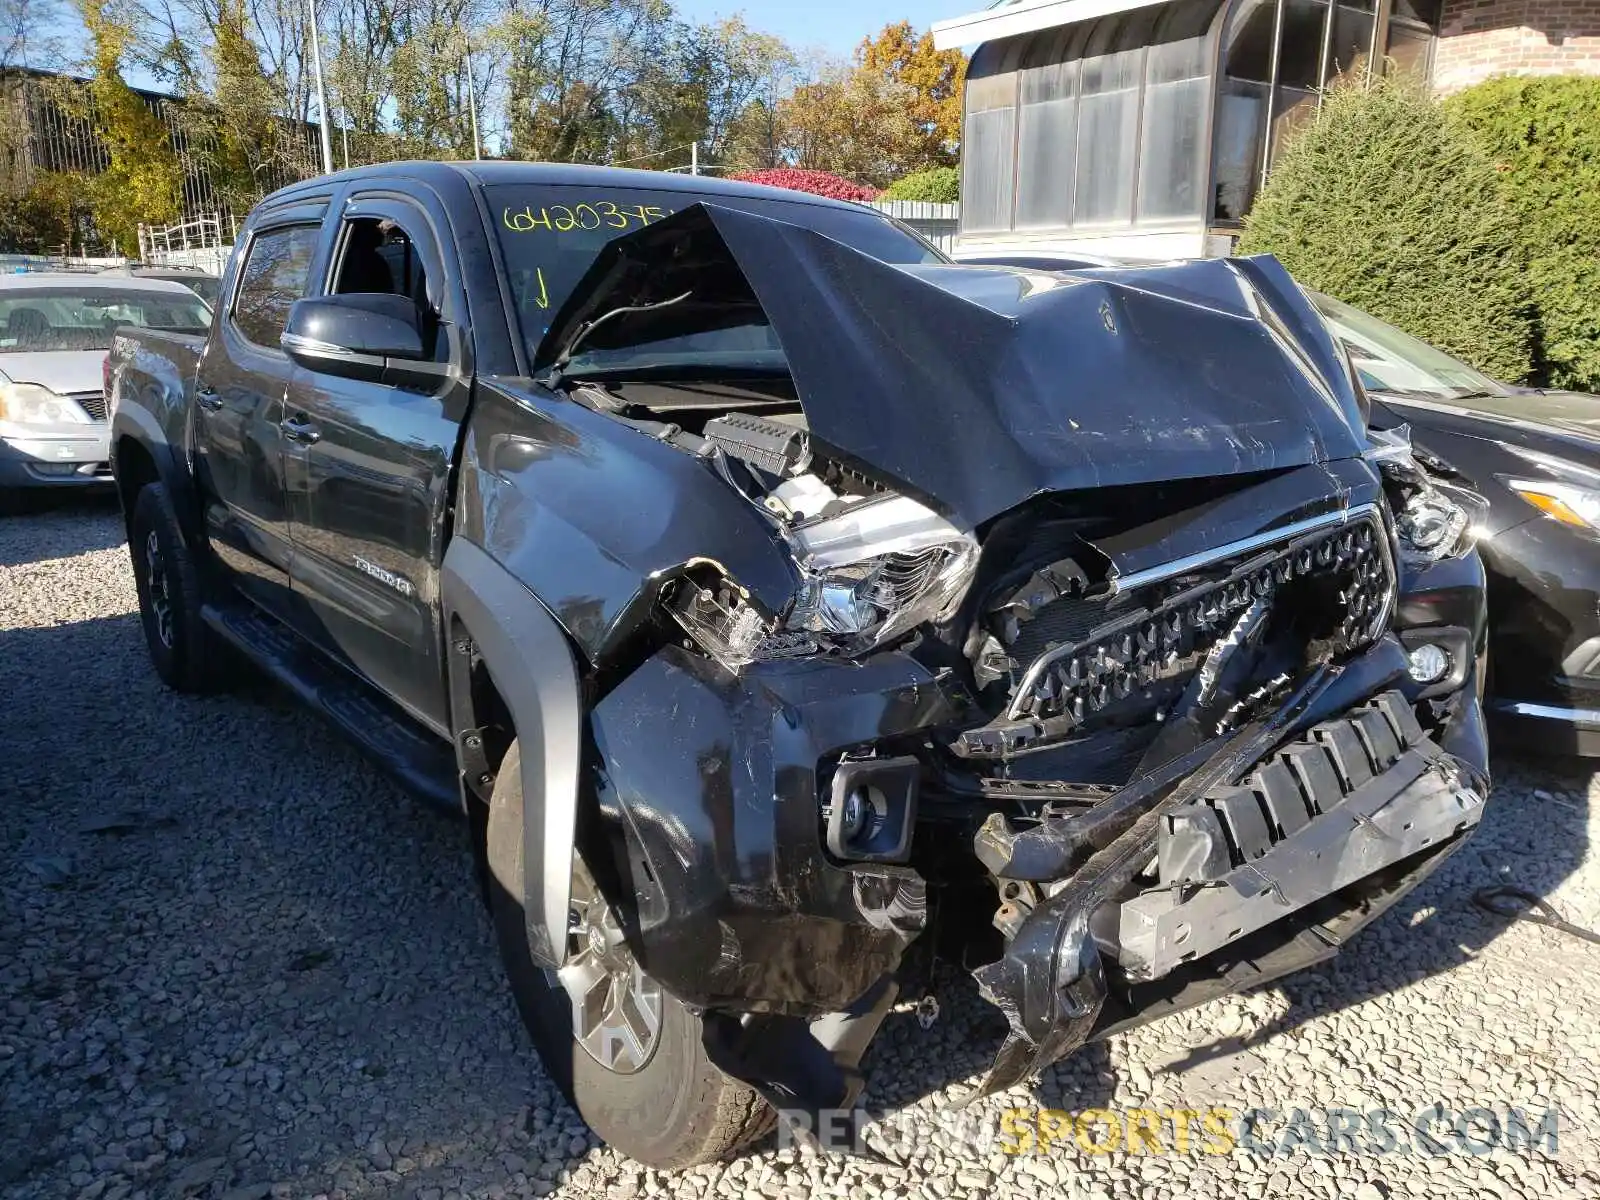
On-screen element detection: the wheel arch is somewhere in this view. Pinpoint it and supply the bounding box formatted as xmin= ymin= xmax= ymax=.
xmin=442 ymin=535 xmax=584 ymax=969
xmin=112 ymin=435 xmax=160 ymax=534
xmin=109 ymin=409 xmax=202 ymax=545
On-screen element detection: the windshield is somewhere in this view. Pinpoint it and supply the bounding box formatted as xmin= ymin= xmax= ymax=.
xmin=1311 ymin=291 xmax=1507 ymax=400
xmin=486 ymin=183 xmax=942 ymax=374
xmin=0 ymin=286 xmax=211 ymax=353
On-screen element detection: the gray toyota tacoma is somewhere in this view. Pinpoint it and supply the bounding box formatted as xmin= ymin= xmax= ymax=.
xmin=107 ymin=161 xmax=1492 ymax=1168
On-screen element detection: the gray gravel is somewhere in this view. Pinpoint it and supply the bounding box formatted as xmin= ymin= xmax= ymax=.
xmin=4 ymin=496 xmax=1599 ymax=1200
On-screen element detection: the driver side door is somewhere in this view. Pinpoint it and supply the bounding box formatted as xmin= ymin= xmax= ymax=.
xmin=282 ymin=193 xmax=469 ymax=732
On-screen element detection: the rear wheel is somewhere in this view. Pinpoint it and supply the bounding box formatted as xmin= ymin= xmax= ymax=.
xmin=486 ymin=741 xmax=773 ymax=1168
xmin=129 ymin=483 xmax=223 ymax=693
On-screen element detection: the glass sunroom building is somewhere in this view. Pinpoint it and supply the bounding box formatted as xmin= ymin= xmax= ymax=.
xmin=933 ymin=0 xmax=1441 ymax=258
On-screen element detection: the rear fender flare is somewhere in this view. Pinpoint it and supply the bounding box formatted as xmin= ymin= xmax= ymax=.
xmin=442 ymin=537 xmax=583 ymax=968
xmin=109 ymin=409 xmax=201 ymax=542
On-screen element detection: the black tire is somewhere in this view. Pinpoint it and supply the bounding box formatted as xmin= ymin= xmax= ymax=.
xmin=486 ymin=741 xmax=773 ymax=1168
xmin=129 ymin=482 xmax=223 ymax=693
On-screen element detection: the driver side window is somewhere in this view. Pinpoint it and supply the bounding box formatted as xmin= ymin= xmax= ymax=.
xmin=330 ymin=214 xmax=443 ymax=359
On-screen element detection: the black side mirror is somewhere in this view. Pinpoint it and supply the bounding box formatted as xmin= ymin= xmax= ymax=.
xmin=282 ymin=294 xmax=444 ymax=387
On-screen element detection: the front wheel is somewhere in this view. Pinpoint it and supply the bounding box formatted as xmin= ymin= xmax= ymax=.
xmin=486 ymin=741 xmax=773 ymax=1168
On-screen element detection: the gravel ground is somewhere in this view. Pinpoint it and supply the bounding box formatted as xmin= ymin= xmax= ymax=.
xmin=3 ymin=496 xmax=1599 ymax=1200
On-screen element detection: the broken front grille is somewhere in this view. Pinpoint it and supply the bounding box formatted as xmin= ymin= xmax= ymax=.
xmin=955 ymin=506 xmax=1395 ymax=759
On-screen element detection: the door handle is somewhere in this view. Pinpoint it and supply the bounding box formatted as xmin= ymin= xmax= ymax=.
xmin=280 ymin=414 xmax=321 ymax=444
xmin=196 ymin=386 xmax=223 ymax=412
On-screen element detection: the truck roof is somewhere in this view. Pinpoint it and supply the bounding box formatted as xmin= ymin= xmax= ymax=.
xmin=260 ymin=159 xmax=876 ymax=215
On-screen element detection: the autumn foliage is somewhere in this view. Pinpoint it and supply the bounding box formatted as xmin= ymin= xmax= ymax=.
xmin=729 ymin=168 xmax=878 ymax=201
xmin=775 ymin=22 xmax=967 ymax=188
xmin=0 ymin=4 xmax=970 ymax=251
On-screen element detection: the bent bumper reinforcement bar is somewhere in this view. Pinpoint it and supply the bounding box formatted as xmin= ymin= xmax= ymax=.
xmin=967 ymin=684 xmax=1486 ymax=1099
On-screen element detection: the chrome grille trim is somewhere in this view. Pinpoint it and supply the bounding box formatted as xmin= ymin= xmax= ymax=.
xmin=1108 ymin=504 xmax=1383 ymax=596
xmin=1003 ymin=503 xmax=1393 ymax=723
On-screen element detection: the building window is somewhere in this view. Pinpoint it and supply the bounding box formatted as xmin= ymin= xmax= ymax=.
xmin=1329 ymin=0 xmax=1376 ymax=81
xmin=1015 ymin=27 xmax=1082 ymax=229
xmin=1074 ymin=13 xmax=1146 ymax=226
xmin=1139 ymin=0 xmax=1226 ymax=222
xmin=1211 ymin=0 xmax=1438 ymax=223
xmin=957 ymin=0 xmax=1229 ymax=237
xmin=1386 ymin=21 xmax=1433 ymax=75
xmin=954 ymin=0 xmax=1446 ymax=238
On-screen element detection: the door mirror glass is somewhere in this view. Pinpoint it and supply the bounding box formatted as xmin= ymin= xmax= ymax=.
xmin=281 ymin=294 xmax=427 ymax=382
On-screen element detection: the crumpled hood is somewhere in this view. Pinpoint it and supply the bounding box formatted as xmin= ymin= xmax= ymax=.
xmin=535 ymin=203 xmax=1369 ymax=530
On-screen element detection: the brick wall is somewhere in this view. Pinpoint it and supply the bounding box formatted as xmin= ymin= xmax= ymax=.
xmin=1432 ymin=0 xmax=1600 ymax=91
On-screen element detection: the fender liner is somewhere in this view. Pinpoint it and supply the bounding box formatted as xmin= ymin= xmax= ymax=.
xmin=442 ymin=536 xmax=583 ymax=968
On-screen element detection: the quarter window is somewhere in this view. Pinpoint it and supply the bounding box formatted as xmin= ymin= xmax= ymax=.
xmin=232 ymin=225 xmax=319 ymax=348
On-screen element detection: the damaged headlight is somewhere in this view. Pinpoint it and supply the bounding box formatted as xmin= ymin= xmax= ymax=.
xmin=1368 ymin=425 xmax=1484 ymax=566
xmin=666 ymin=493 xmax=980 ymax=671
xmin=784 ymin=494 xmax=980 ymax=649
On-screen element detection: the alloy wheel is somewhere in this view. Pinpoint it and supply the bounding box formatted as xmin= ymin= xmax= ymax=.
xmin=144 ymin=529 xmax=174 ymax=650
xmin=554 ymin=874 xmax=663 ymax=1074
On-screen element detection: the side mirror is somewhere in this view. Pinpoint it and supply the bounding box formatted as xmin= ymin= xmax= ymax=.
xmin=281 ymin=294 xmax=441 ymax=387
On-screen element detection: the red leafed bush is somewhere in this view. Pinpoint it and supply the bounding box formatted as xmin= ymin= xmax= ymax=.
xmin=730 ymin=168 xmax=879 ymax=201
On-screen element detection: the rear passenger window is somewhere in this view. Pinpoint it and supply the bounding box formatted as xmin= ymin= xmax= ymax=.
xmin=232 ymin=225 xmax=319 ymax=348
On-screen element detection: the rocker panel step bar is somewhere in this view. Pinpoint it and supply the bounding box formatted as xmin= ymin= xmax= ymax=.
xmin=203 ymin=601 xmax=461 ymax=813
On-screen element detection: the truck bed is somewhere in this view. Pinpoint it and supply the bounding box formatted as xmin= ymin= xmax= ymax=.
xmin=109 ymin=327 xmax=207 ymax=448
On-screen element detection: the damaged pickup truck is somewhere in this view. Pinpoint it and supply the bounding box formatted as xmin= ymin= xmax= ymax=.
xmin=106 ymin=163 xmax=1491 ymax=1168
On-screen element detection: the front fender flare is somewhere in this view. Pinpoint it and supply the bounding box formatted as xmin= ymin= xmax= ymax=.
xmin=442 ymin=537 xmax=583 ymax=968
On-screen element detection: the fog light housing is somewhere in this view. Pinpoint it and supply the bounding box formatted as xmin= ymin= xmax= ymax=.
xmin=1407 ymin=643 xmax=1452 ymax=685
xmin=825 ymin=756 xmax=919 ymax=863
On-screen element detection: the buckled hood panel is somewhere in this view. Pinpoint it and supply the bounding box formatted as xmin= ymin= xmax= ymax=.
xmin=534 ymin=203 xmax=1370 ymax=530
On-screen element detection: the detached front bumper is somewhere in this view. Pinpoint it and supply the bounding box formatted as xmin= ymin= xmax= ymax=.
xmin=969 ymin=675 xmax=1486 ymax=1096
xmin=588 ymin=644 xmax=955 ymax=1017
xmin=591 ymin=630 xmax=1487 ymax=1114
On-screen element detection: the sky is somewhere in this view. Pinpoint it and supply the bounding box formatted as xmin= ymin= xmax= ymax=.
xmin=670 ymin=1 xmax=979 ymax=58
xmin=40 ymin=0 xmax=983 ymax=95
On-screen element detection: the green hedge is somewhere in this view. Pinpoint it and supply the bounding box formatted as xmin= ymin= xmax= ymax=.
xmin=1447 ymin=76 xmax=1600 ymax=394
xmin=881 ymin=165 xmax=959 ymax=203
xmin=1239 ymin=72 xmax=1533 ymax=384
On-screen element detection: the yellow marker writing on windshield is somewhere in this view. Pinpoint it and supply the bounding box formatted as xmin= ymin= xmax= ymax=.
xmin=533 ymin=267 xmax=549 ymax=310
xmin=502 ymin=202 xmax=675 ymax=235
